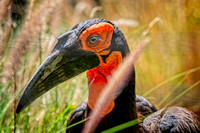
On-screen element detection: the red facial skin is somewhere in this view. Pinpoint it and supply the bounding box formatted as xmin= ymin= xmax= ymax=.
xmin=79 ymin=22 xmax=122 ymax=117
xmin=87 ymin=51 xmax=122 ymax=117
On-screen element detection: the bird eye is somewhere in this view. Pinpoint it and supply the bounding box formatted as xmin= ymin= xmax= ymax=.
xmin=88 ymin=35 xmax=101 ymax=46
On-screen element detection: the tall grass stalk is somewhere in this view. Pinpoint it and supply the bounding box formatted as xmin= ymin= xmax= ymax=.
xmin=157 ymin=76 xmax=186 ymax=107
xmin=166 ymin=80 xmax=200 ymax=107
xmin=143 ymin=67 xmax=200 ymax=97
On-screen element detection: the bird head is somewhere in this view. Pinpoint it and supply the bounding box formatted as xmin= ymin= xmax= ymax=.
xmin=16 ymin=18 xmax=130 ymax=115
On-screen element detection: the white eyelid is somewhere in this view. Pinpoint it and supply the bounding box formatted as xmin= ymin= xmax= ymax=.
xmin=99 ymin=38 xmax=103 ymax=41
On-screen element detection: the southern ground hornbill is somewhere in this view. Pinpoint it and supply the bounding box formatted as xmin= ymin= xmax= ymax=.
xmin=16 ymin=18 xmax=200 ymax=132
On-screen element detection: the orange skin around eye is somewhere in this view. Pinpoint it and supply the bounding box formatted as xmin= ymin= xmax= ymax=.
xmin=78 ymin=22 xmax=114 ymax=55
xmin=86 ymin=51 xmax=122 ymax=117
xmin=79 ymin=22 xmax=121 ymax=117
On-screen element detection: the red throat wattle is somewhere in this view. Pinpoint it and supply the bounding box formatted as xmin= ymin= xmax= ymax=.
xmin=86 ymin=51 xmax=122 ymax=117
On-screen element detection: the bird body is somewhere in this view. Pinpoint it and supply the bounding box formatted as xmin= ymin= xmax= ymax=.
xmin=141 ymin=107 xmax=200 ymax=133
xmin=67 ymin=95 xmax=158 ymax=133
xmin=16 ymin=18 xmax=200 ymax=133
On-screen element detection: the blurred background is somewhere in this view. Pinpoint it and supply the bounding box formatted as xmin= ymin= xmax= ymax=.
xmin=0 ymin=0 xmax=200 ymax=132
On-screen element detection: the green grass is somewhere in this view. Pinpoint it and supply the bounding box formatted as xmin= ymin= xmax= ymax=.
xmin=101 ymin=118 xmax=141 ymax=133
xmin=0 ymin=0 xmax=200 ymax=132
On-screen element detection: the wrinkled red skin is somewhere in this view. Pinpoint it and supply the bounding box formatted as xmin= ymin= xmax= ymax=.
xmin=86 ymin=51 xmax=122 ymax=116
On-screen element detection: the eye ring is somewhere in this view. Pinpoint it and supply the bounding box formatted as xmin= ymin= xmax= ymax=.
xmin=87 ymin=35 xmax=101 ymax=47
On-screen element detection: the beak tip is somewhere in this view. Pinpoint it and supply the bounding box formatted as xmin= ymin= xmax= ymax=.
xmin=16 ymin=96 xmax=28 ymax=114
xmin=16 ymin=104 xmax=22 ymax=114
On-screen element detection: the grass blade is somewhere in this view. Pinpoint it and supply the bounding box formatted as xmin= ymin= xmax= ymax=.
xmin=101 ymin=118 xmax=141 ymax=133
xmin=166 ymin=80 xmax=200 ymax=107
xmin=157 ymin=76 xmax=186 ymax=107
xmin=143 ymin=67 xmax=200 ymax=97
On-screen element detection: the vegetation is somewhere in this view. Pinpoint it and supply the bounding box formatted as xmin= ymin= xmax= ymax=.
xmin=0 ymin=0 xmax=200 ymax=132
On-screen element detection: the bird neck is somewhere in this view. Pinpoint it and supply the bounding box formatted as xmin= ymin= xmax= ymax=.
xmin=101 ymin=71 xmax=137 ymax=131
xmin=86 ymin=51 xmax=138 ymax=132
xmin=86 ymin=51 xmax=122 ymax=116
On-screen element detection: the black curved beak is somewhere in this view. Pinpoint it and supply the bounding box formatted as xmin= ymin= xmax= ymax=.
xmin=16 ymin=30 xmax=99 ymax=113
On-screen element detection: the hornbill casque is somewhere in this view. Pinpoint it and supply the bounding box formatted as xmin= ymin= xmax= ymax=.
xmin=16 ymin=18 xmax=200 ymax=132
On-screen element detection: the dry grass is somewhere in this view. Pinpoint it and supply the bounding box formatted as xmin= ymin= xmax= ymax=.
xmin=3 ymin=0 xmax=60 ymax=81
xmin=0 ymin=0 xmax=200 ymax=132
xmin=0 ymin=0 xmax=12 ymax=23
